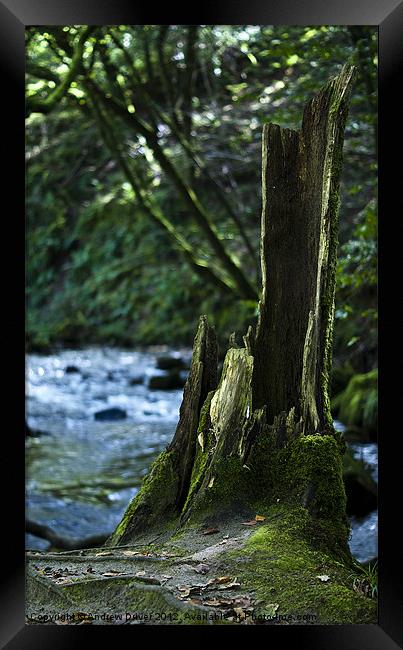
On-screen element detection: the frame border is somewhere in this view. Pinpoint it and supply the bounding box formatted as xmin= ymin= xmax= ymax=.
xmin=2 ymin=0 xmax=401 ymax=646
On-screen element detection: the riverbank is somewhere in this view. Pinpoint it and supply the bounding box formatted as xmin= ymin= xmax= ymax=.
xmin=26 ymin=346 xmax=377 ymax=562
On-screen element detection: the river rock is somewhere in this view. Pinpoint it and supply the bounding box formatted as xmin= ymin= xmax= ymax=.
xmin=65 ymin=365 xmax=80 ymax=374
xmin=129 ymin=375 xmax=144 ymax=386
xmin=94 ymin=407 xmax=127 ymax=421
xmin=148 ymin=371 xmax=186 ymax=390
xmin=156 ymin=355 xmax=189 ymax=371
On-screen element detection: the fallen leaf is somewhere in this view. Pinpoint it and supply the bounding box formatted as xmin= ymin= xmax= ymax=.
xmin=204 ymin=598 xmax=233 ymax=607
xmin=207 ymin=576 xmax=232 ymax=585
xmin=255 ymin=515 xmax=266 ymax=522
xmin=177 ymin=583 xmax=205 ymax=598
xmin=242 ymin=520 xmax=257 ymax=526
xmin=233 ymin=607 xmax=246 ymax=620
xmin=177 ymin=585 xmax=191 ymax=597
xmin=194 ymin=563 xmax=210 ymax=574
xmin=202 ymin=527 xmax=220 ymax=535
xmin=317 ymin=575 xmax=330 ymax=582
xmin=73 ymin=612 xmax=93 ymax=622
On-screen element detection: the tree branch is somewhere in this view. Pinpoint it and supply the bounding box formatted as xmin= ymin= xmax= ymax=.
xmin=26 ymin=26 xmax=95 ymax=116
xmin=87 ymin=89 xmax=237 ymax=298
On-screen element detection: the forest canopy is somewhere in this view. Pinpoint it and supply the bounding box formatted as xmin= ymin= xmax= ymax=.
xmin=26 ymin=25 xmax=377 ymax=375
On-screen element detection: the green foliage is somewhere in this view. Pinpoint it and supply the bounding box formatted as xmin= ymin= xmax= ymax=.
xmin=26 ymin=25 xmax=377 ymax=354
xmin=350 ymin=559 xmax=378 ymax=599
xmin=332 ymin=369 xmax=378 ymax=434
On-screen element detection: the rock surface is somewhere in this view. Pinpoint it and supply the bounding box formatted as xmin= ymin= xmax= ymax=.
xmin=94 ymin=408 xmax=127 ymax=421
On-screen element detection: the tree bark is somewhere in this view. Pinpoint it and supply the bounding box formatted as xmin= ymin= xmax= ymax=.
xmin=253 ymin=64 xmax=356 ymax=434
xmin=109 ymin=65 xmax=356 ymax=548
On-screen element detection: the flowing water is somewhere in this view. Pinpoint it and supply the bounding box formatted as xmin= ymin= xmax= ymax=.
xmin=26 ymin=347 xmax=377 ymax=562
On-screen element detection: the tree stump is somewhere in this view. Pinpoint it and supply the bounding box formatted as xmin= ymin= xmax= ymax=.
xmin=109 ymin=64 xmax=356 ymax=548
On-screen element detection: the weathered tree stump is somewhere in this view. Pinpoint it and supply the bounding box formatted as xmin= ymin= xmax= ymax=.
xmin=109 ymin=64 xmax=356 ymax=546
xmin=26 ymin=66 xmax=376 ymax=625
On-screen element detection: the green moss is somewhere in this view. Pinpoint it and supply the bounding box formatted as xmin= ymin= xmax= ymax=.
xmin=332 ymin=369 xmax=377 ymax=434
xmin=184 ymin=428 xmax=349 ymax=559
xmin=182 ymin=392 xmax=215 ymax=514
xmin=286 ymin=435 xmax=347 ymax=520
xmin=192 ymin=456 xmax=251 ymax=513
xmin=248 ymin=431 xmax=347 ymax=518
xmin=228 ymin=503 xmax=376 ymax=624
xmin=108 ymin=449 xmax=179 ymax=545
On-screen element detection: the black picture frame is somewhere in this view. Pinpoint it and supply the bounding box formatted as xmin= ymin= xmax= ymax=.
xmin=2 ymin=0 xmax=402 ymax=646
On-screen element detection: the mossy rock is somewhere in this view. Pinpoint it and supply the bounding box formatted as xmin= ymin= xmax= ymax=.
xmin=331 ymin=369 xmax=377 ymax=438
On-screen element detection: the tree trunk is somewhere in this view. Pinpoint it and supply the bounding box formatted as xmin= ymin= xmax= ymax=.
xmin=109 ymin=64 xmax=356 ymax=548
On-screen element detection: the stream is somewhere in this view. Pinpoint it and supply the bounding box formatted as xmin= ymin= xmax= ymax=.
xmin=26 ymin=347 xmax=377 ymax=563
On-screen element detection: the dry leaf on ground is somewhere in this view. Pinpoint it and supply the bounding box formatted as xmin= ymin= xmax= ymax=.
xmin=207 ymin=575 xmax=232 ymax=585
xmin=202 ymin=527 xmax=220 ymax=535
